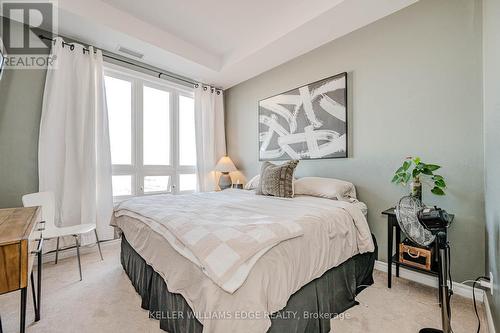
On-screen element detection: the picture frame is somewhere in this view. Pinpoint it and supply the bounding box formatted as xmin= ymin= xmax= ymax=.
xmin=0 ymin=38 xmax=5 ymax=81
xmin=258 ymin=72 xmax=348 ymax=161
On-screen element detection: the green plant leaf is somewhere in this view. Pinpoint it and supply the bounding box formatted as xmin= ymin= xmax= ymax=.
xmin=396 ymin=166 xmax=404 ymax=174
xmin=412 ymin=169 xmax=420 ymax=178
xmin=397 ymin=176 xmax=405 ymax=183
xmin=431 ymin=187 xmax=445 ymax=195
xmin=413 ymin=157 xmax=421 ymax=165
xmin=403 ymin=173 xmax=411 ymax=183
xmin=434 ymin=179 xmax=446 ymax=188
xmin=403 ymin=160 xmax=411 ymax=171
xmin=421 ymin=167 xmax=433 ymax=175
xmin=432 ymin=175 xmax=444 ymax=181
xmin=426 ymin=164 xmax=441 ymax=171
xmin=391 ymin=174 xmax=399 ymax=183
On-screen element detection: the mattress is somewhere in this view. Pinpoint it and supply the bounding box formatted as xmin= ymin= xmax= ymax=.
xmin=112 ymin=190 xmax=374 ymax=333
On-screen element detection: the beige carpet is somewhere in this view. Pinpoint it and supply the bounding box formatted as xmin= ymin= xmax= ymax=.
xmin=0 ymin=241 xmax=488 ymax=333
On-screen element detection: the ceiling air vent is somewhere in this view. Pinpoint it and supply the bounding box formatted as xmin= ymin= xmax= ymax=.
xmin=117 ymin=46 xmax=144 ymax=59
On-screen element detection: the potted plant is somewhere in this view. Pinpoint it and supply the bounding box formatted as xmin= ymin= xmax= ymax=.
xmin=391 ymin=157 xmax=446 ymax=201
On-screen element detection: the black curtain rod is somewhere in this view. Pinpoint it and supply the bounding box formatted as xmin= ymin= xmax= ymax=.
xmin=39 ymin=34 xmax=222 ymax=93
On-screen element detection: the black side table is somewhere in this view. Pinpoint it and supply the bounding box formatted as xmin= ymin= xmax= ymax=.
xmin=381 ymin=208 xmax=454 ymax=290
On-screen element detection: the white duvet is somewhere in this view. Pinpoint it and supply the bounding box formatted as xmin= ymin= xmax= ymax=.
xmin=112 ymin=189 xmax=374 ymax=333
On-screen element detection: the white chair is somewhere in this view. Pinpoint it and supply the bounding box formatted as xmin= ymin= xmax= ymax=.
xmin=22 ymin=191 xmax=103 ymax=281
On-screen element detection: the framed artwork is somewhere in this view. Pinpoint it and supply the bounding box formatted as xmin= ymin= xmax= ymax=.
xmin=258 ymin=72 xmax=347 ymax=161
xmin=0 ymin=38 xmax=5 ymax=81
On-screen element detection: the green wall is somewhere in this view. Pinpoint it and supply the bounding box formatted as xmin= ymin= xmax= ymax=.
xmin=483 ymin=0 xmax=500 ymax=327
xmin=0 ymin=18 xmax=46 ymax=208
xmin=225 ymin=0 xmax=485 ymax=282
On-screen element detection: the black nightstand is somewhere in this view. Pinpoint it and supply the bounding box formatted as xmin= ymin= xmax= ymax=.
xmin=381 ymin=208 xmax=454 ymax=293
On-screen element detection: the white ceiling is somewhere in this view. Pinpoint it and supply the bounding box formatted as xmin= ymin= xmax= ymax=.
xmin=100 ymin=0 xmax=346 ymax=58
xmin=9 ymin=0 xmax=419 ymax=88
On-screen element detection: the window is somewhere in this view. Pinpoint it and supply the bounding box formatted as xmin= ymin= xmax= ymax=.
xmin=104 ymin=65 xmax=197 ymax=199
xmin=179 ymin=173 xmax=197 ymax=192
xmin=143 ymin=86 xmax=170 ymax=165
xmin=179 ymin=95 xmax=197 ymax=166
xmin=105 ymin=76 xmax=132 ymax=165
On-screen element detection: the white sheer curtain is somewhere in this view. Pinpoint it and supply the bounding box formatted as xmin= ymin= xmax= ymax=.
xmin=194 ymin=86 xmax=226 ymax=192
xmin=38 ymin=37 xmax=114 ymax=243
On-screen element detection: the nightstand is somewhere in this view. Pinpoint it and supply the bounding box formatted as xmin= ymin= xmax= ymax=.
xmin=381 ymin=208 xmax=454 ymax=296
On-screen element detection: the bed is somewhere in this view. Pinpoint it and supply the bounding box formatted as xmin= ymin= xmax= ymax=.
xmin=111 ymin=189 xmax=377 ymax=333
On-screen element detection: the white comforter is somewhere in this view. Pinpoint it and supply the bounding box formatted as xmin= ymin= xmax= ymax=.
xmin=112 ymin=190 xmax=374 ymax=333
xmin=114 ymin=191 xmax=304 ymax=293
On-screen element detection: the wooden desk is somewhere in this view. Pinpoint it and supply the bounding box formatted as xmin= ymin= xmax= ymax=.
xmin=0 ymin=207 xmax=43 ymax=333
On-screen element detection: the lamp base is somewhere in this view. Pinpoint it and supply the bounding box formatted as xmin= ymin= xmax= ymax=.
xmin=218 ymin=172 xmax=232 ymax=190
xmin=419 ymin=329 xmax=443 ymax=333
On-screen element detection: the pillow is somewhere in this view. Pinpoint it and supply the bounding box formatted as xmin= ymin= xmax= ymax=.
xmin=294 ymin=177 xmax=357 ymax=200
xmin=244 ymin=175 xmax=260 ymax=190
xmin=245 ymin=174 xmax=298 ymax=191
xmin=256 ymin=160 xmax=299 ymax=198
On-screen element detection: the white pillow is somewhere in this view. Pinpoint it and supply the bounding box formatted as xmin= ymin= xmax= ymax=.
xmin=294 ymin=177 xmax=357 ymax=200
xmin=244 ymin=175 xmax=260 ymax=190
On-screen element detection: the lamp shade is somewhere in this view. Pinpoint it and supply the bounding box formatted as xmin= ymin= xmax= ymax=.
xmin=215 ymin=156 xmax=237 ymax=173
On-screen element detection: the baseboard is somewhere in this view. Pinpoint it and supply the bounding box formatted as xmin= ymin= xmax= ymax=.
xmin=375 ymin=260 xmax=497 ymax=333
xmin=374 ymin=260 xmax=484 ymax=301
xmin=484 ymin=294 xmax=497 ymax=333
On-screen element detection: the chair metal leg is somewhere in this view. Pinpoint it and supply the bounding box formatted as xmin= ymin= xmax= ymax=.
xmin=35 ymin=249 xmax=42 ymax=321
xmin=55 ymin=237 xmax=60 ymax=264
xmin=75 ymin=235 xmax=82 ymax=281
xmin=30 ymin=272 xmax=37 ymax=315
xmin=94 ymin=229 xmax=103 ymax=261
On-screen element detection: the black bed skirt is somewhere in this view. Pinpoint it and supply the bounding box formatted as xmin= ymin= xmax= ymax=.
xmin=121 ymin=235 xmax=377 ymax=333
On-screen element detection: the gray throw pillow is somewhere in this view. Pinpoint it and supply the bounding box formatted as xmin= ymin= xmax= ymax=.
xmin=256 ymin=160 xmax=299 ymax=198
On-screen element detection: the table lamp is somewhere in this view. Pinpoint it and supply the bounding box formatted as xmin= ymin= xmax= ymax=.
xmin=215 ymin=156 xmax=237 ymax=190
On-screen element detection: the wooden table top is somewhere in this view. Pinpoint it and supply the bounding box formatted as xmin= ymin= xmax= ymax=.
xmin=0 ymin=207 xmax=41 ymax=245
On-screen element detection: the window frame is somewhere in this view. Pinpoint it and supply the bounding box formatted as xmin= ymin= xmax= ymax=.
xmin=104 ymin=63 xmax=196 ymax=200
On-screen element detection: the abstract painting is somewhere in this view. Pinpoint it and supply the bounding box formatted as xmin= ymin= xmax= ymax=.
xmin=258 ymin=72 xmax=347 ymax=161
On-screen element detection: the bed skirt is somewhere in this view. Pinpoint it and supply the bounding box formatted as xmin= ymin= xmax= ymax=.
xmin=121 ymin=235 xmax=377 ymax=333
